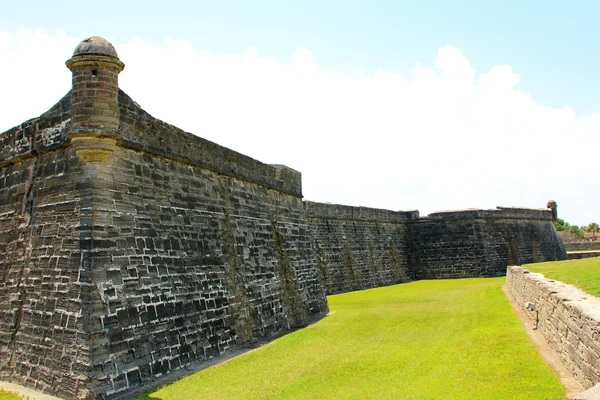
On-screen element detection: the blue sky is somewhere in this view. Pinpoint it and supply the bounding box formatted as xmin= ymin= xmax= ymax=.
xmin=4 ymin=0 xmax=599 ymax=114
xmin=1 ymin=1 xmax=599 ymax=225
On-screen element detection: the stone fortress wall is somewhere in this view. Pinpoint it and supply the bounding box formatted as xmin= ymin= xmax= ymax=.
xmin=0 ymin=37 xmax=567 ymax=399
xmin=305 ymin=202 xmax=418 ymax=295
xmin=306 ymin=202 xmax=565 ymax=294
xmin=409 ymin=207 xmax=566 ymax=280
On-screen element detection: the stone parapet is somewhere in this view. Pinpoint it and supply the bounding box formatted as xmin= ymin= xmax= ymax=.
xmin=0 ymin=94 xmax=71 ymax=166
xmin=117 ymin=91 xmax=302 ymax=197
xmin=304 ymin=201 xmax=419 ymax=223
xmin=424 ymin=207 xmax=553 ymax=222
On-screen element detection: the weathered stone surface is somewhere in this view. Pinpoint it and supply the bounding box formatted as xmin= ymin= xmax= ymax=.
xmin=0 ymin=145 xmax=89 ymax=399
xmin=0 ymin=37 xmax=328 ymax=399
xmin=306 ymin=204 xmax=566 ymax=291
xmin=506 ymin=266 xmax=600 ymax=390
xmin=82 ymin=144 xmax=328 ymax=398
xmin=305 ymin=202 xmax=417 ymax=294
xmin=409 ymin=208 xmax=566 ymax=279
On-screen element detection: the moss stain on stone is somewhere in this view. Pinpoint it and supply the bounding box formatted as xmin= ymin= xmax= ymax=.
xmin=272 ymin=226 xmax=307 ymax=328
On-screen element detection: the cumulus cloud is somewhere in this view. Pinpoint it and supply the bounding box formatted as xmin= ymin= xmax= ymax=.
xmin=1 ymin=30 xmax=598 ymax=225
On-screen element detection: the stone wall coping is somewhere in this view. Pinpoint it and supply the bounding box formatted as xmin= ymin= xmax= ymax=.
xmin=304 ymin=202 xmax=555 ymax=225
xmin=304 ymin=201 xmax=419 ymax=223
xmin=423 ymin=207 xmax=552 ymax=222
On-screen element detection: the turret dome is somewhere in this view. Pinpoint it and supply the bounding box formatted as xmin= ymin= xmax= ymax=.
xmin=72 ymin=36 xmax=119 ymax=58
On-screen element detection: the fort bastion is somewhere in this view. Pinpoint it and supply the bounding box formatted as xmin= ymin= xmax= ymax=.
xmin=0 ymin=37 xmax=566 ymax=399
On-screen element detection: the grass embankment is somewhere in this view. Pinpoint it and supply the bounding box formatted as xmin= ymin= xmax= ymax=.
xmin=139 ymin=278 xmax=564 ymax=400
xmin=525 ymin=257 xmax=600 ymax=297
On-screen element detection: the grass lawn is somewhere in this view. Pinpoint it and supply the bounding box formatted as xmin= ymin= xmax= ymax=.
xmin=525 ymin=257 xmax=600 ymax=297
xmin=0 ymin=390 xmax=23 ymax=400
xmin=138 ymin=278 xmax=564 ymax=400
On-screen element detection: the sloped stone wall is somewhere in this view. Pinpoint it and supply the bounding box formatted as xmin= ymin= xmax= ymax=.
xmin=0 ymin=91 xmax=569 ymax=399
xmin=0 ymin=90 xmax=329 ymax=399
xmin=0 ymin=96 xmax=95 ymax=399
xmin=85 ymin=144 xmax=328 ymax=398
xmin=72 ymin=92 xmax=328 ymax=398
xmin=506 ymin=266 xmax=600 ymax=390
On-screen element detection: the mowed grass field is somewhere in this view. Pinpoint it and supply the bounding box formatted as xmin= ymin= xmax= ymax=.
xmin=139 ymin=278 xmax=565 ymax=400
xmin=0 ymin=391 xmax=21 ymax=400
xmin=525 ymin=257 xmax=600 ymax=297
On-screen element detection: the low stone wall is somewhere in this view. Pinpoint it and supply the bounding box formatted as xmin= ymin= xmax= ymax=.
xmin=567 ymin=252 xmax=600 ymax=260
xmin=564 ymin=242 xmax=600 ymax=251
xmin=505 ymin=266 xmax=600 ymax=389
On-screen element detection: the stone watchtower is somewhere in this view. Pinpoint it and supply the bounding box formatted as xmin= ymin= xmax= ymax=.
xmin=66 ymin=36 xmax=125 ymax=163
xmin=547 ymin=200 xmax=558 ymax=223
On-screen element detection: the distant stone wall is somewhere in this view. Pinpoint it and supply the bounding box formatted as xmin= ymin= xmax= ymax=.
xmin=305 ymin=202 xmax=417 ymax=295
xmin=567 ymin=252 xmax=600 ymax=260
xmin=506 ymin=266 xmax=600 ymax=390
xmin=305 ymin=204 xmax=567 ymax=293
xmin=564 ymin=242 xmax=600 ymax=251
xmin=410 ymin=208 xmax=566 ymax=279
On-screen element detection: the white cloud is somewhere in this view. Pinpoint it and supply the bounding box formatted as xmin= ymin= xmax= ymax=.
xmin=1 ymin=30 xmax=598 ymax=226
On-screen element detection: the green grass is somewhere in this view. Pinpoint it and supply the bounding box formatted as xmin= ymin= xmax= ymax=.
xmin=0 ymin=390 xmax=24 ymax=400
xmin=138 ymin=278 xmax=564 ymax=400
xmin=525 ymin=257 xmax=600 ymax=297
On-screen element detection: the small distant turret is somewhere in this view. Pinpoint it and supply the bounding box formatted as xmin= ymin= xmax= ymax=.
xmin=547 ymin=200 xmax=558 ymax=223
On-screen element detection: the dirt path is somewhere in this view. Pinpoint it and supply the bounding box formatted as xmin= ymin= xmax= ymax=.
xmin=502 ymin=285 xmax=584 ymax=399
